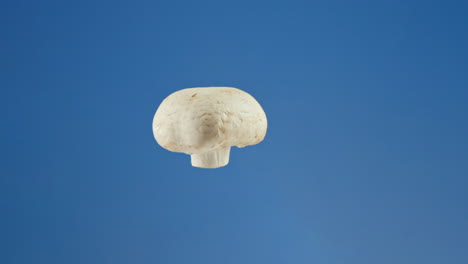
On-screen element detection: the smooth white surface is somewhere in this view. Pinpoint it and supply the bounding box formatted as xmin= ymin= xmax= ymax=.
xmin=190 ymin=146 xmax=231 ymax=169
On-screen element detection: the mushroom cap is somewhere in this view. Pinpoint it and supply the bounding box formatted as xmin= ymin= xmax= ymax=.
xmin=153 ymin=87 xmax=267 ymax=155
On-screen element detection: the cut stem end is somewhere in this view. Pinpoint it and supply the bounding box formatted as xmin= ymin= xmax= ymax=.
xmin=191 ymin=147 xmax=231 ymax=169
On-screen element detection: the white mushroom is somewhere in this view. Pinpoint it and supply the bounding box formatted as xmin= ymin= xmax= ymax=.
xmin=152 ymin=87 xmax=267 ymax=168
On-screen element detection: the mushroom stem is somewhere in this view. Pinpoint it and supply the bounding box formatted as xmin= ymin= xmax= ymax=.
xmin=191 ymin=146 xmax=231 ymax=168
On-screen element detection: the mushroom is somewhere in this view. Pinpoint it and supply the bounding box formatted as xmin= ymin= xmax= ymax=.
xmin=152 ymin=87 xmax=267 ymax=168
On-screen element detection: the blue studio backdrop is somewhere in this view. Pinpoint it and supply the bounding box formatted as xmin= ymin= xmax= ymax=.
xmin=2 ymin=0 xmax=468 ymax=264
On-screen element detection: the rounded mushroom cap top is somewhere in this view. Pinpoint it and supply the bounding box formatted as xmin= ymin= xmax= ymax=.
xmin=153 ymin=87 xmax=267 ymax=155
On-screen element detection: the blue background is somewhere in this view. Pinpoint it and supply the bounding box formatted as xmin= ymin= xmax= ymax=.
xmin=2 ymin=0 xmax=468 ymax=263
